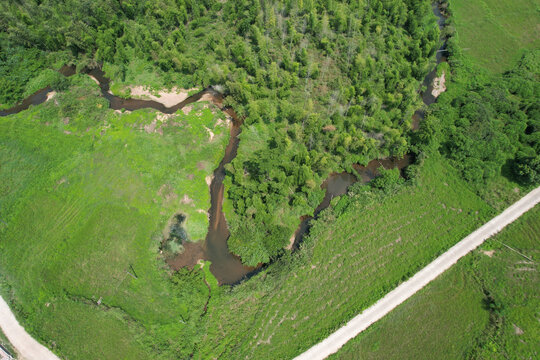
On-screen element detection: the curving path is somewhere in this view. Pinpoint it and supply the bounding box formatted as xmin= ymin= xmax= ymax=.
xmin=295 ymin=186 xmax=540 ymax=360
xmin=0 ymin=297 xmax=59 ymax=360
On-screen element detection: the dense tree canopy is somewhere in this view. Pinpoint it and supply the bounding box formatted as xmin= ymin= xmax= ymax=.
xmin=421 ymin=50 xmax=540 ymax=191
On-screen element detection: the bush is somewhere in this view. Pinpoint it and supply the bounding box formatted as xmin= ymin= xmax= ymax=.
xmin=371 ymin=167 xmax=403 ymax=191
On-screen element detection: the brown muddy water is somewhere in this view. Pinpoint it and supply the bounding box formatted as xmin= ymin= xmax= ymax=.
xmin=0 ymin=65 xmax=75 ymax=116
xmin=290 ymin=155 xmax=412 ymax=249
xmin=86 ymin=70 xmax=254 ymax=284
xmin=165 ymin=106 xmax=259 ymax=285
xmin=1 ymin=63 xmax=252 ymax=284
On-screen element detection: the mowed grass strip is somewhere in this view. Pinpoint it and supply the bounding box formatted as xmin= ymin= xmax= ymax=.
xmin=450 ymin=0 xmax=540 ymax=72
xmin=198 ymin=156 xmax=493 ymax=359
xmin=331 ymin=204 xmax=539 ymax=360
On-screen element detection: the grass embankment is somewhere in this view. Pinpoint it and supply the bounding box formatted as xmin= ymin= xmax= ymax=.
xmin=0 ymin=329 xmax=16 ymax=359
xmin=449 ymin=0 xmax=540 ymax=73
xmin=332 ymin=204 xmax=539 ymax=360
xmin=196 ymin=155 xmax=494 ymax=358
xmin=0 ymin=75 xmax=228 ymax=359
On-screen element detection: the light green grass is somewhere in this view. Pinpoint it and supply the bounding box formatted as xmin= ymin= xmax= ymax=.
xmin=0 ymin=77 xmax=229 ymax=359
xmin=332 ymin=259 xmax=489 ymax=359
xmin=196 ymin=155 xmax=494 ymax=358
xmin=332 ymin=204 xmax=539 ymax=359
xmin=450 ymin=0 xmax=540 ymax=72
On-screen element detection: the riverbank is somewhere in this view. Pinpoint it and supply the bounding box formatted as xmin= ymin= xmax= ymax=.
xmin=197 ymin=155 xmax=497 ymax=358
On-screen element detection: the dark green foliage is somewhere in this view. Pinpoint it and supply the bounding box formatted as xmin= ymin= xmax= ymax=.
xmin=200 ymin=156 xmax=494 ymax=359
xmin=0 ymin=47 xmax=48 ymax=108
xmin=424 ymin=50 xmax=540 ymax=188
xmin=370 ymin=167 xmax=403 ymax=191
xmin=513 ymin=150 xmax=540 ymax=184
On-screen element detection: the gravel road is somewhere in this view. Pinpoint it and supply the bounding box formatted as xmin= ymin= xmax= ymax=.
xmin=295 ymin=186 xmax=540 ymax=360
xmin=0 ymin=296 xmax=59 ymax=360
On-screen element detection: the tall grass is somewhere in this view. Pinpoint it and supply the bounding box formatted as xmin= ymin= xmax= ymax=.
xmin=0 ymin=78 xmax=228 ymax=359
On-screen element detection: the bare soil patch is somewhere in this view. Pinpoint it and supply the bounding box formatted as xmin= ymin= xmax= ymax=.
xmin=481 ymin=250 xmax=495 ymax=257
xmin=129 ymin=86 xmax=198 ymax=107
xmin=431 ymin=72 xmax=446 ymax=98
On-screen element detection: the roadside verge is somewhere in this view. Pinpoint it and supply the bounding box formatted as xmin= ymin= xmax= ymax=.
xmin=295 ymin=187 xmax=540 ymax=360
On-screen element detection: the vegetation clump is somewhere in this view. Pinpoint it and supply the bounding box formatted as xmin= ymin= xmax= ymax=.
xmin=163 ymin=214 xmax=189 ymax=255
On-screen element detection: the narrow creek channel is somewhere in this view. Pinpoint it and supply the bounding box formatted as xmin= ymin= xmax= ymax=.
xmin=0 ymin=3 xmax=448 ymax=285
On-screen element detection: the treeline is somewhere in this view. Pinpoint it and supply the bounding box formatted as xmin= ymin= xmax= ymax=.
xmin=415 ymin=1 xmax=539 ymax=195
xmin=0 ymin=0 xmax=440 ymax=265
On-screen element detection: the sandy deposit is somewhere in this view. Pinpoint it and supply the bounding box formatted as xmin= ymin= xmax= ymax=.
xmin=431 ymin=71 xmax=446 ymax=98
xmin=204 ymin=126 xmax=215 ymax=141
xmin=46 ymin=91 xmax=57 ymax=102
xmin=129 ymin=86 xmax=198 ymax=107
xmin=88 ymin=75 xmax=100 ymax=85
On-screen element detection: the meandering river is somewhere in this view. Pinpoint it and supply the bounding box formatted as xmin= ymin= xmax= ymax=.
xmin=290 ymin=3 xmax=448 ymax=250
xmin=0 ymin=3 xmax=448 ymax=285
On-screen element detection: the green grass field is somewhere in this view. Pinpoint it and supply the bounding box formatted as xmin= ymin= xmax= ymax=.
xmin=450 ymin=0 xmax=540 ymax=72
xmin=0 ymin=1 xmax=538 ymax=358
xmin=0 ymin=75 xmax=229 ymax=359
xmin=195 ymin=155 xmax=496 ymax=358
xmin=331 ymin=204 xmax=539 ymax=359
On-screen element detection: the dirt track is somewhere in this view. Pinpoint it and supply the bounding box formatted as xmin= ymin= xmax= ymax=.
xmin=295 ymin=186 xmax=540 ymax=360
xmin=0 ymin=297 xmax=59 ymax=360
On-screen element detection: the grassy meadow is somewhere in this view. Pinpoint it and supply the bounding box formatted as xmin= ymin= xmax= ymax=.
xmin=332 ymin=204 xmax=539 ymax=360
xmin=449 ymin=0 xmax=540 ymax=72
xmin=196 ymin=155 xmax=496 ymax=358
xmin=0 ymin=75 xmax=229 ymax=359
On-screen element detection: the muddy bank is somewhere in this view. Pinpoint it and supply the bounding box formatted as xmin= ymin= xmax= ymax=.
xmin=128 ymin=86 xmax=199 ymax=107
xmin=85 ymin=68 xmax=220 ymax=114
